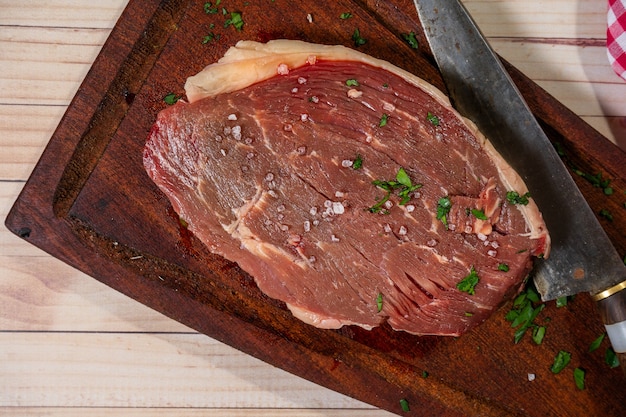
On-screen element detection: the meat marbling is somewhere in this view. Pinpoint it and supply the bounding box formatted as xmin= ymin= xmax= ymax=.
xmin=143 ymin=40 xmax=549 ymax=336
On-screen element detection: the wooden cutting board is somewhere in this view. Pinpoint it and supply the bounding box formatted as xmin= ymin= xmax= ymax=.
xmin=5 ymin=0 xmax=626 ymax=415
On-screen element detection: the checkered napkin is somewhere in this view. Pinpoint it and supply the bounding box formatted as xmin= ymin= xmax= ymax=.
xmin=608 ymin=0 xmax=626 ymax=79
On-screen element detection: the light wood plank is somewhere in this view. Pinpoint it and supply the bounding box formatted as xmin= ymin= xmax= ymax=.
xmin=0 ymin=408 xmax=391 ymax=417
xmin=0 ymin=332 xmax=388 ymax=412
xmin=0 ymin=0 xmax=127 ymax=29
xmin=464 ymin=0 xmax=607 ymax=39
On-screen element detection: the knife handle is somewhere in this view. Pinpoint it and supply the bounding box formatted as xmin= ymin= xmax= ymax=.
xmin=594 ymin=281 xmax=626 ymax=372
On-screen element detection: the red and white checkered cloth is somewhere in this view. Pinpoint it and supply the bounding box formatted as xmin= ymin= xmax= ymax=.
xmin=608 ymin=0 xmax=626 ymax=79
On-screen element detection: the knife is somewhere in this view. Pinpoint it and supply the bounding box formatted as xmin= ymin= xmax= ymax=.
xmin=414 ymin=0 xmax=626 ymax=368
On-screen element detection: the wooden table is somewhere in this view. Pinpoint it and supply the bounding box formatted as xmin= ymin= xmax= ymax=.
xmin=1 ymin=1 xmax=625 ymax=416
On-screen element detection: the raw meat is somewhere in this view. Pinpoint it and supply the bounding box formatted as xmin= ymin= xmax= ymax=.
xmin=143 ymin=40 xmax=549 ymax=336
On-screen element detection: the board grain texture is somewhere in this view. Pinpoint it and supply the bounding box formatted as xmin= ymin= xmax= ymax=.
xmin=4 ymin=0 xmax=626 ymax=416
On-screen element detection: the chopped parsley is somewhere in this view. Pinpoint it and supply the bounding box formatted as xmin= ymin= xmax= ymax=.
xmin=427 ymin=112 xmax=440 ymax=126
xmin=556 ymin=296 xmax=569 ymax=308
xmin=436 ymin=197 xmax=452 ymax=229
xmin=368 ymin=167 xmax=422 ymax=213
xmin=345 ymin=78 xmax=359 ymax=87
xmin=505 ymin=284 xmax=546 ymax=344
xmin=574 ymin=368 xmax=586 ymax=390
xmin=471 ymin=208 xmax=488 ymax=220
xmin=506 ymin=190 xmax=531 ymax=205
xmin=574 ymin=169 xmax=612 ymax=194
xmin=352 ymin=154 xmax=363 ymax=170
xmin=204 ymin=0 xmax=221 ymax=14
xmin=224 ymin=11 xmax=244 ymax=31
xmin=163 ymin=93 xmax=181 ymax=105
xmin=379 ymin=113 xmax=389 ymax=127
xmin=599 ymin=208 xmax=614 ymax=222
xmin=376 ymin=292 xmax=383 ymax=312
xmin=340 ymin=12 xmax=353 ymax=19
xmin=498 ymin=263 xmax=510 ymax=272
xmin=550 ymin=350 xmax=571 ymax=374
xmin=402 ymin=31 xmax=419 ymax=49
xmin=589 ymin=333 xmax=605 ymax=352
xmin=352 ymin=28 xmax=367 ymax=47
xmin=202 ymin=31 xmax=221 ymax=44
xmin=606 ymin=347 xmax=620 ymax=368
xmin=399 ymin=398 xmax=410 ymax=412
xmin=456 ymin=266 xmax=479 ymax=295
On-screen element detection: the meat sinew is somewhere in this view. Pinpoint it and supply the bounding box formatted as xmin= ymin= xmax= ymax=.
xmin=144 ymin=40 xmax=549 ymax=336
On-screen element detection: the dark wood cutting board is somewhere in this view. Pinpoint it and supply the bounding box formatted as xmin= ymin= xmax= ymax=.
xmin=6 ymin=0 xmax=626 ymax=415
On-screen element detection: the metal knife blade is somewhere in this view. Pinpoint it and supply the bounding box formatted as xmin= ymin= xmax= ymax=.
xmin=414 ymin=0 xmax=626 ymax=361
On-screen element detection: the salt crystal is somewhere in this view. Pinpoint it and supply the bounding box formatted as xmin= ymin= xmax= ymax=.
xmin=405 ymin=204 xmax=415 ymax=213
xmin=246 ymin=152 xmax=255 ymax=159
xmin=398 ymin=226 xmax=408 ymax=236
xmin=347 ymin=89 xmax=363 ymax=98
xmin=477 ymin=233 xmax=488 ymax=241
xmin=304 ymin=221 xmax=311 ymax=232
xmin=487 ymin=250 xmax=497 ymax=257
xmin=310 ymin=207 xmax=318 ymax=216
xmin=277 ymin=204 xmax=286 ymax=212
xmin=297 ymin=146 xmax=307 ymax=155
xmin=331 ymin=234 xmax=340 ymax=242
xmin=384 ymin=224 xmax=392 ymax=233
xmin=298 ymin=76 xmax=307 ymax=84
xmin=301 ymin=113 xmax=309 ymax=122
xmin=383 ymin=102 xmax=396 ymax=112
xmin=324 ymin=200 xmax=332 ymax=208
xmin=528 ymin=373 xmax=536 ymax=382
xmin=265 ymin=173 xmax=275 ymax=182
xmin=284 ymin=124 xmax=293 ymax=132
xmin=291 ymin=87 xmax=299 ymax=93
xmin=335 ymin=191 xmax=344 ymax=198
xmin=306 ymin=14 xmax=313 ymax=23
xmin=332 ymin=202 xmax=345 ymax=215
xmin=228 ymin=113 xmax=237 ymax=121
xmin=277 ymin=63 xmax=289 ymax=75
xmin=341 ymin=159 xmax=354 ymax=168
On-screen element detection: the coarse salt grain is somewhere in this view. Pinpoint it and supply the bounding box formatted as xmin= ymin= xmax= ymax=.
xmin=277 ymin=63 xmax=289 ymax=75
xmin=335 ymin=191 xmax=344 ymax=198
xmin=487 ymin=250 xmax=497 ymax=257
xmin=398 ymin=226 xmax=408 ymax=236
xmin=331 ymin=234 xmax=340 ymax=242
xmin=405 ymin=204 xmax=415 ymax=213
xmin=297 ymin=146 xmax=307 ymax=155
xmin=306 ymin=14 xmax=313 ymax=23
xmin=303 ymin=220 xmax=311 ymax=232
xmin=383 ymin=102 xmax=396 ymax=112
xmin=528 ymin=374 xmax=536 ymax=382
xmin=341 ymin=160 xmax=353 ymax=168
xmin=310 ymin=207 xmax=318 ymax=216
xmin=298 ymin=77 xmax=307 ymax=84
xmin=310 ymin=96 xmax=319 ymax=103
xmin=332 ymin=202 xmax=345 ymax=215
xmin=284 ymin=123 xmax=293 ymax=132
xmin=301 ymin=113 xmax=309 ymax=122
xmin=228 ymin=113 xmax=237 ymax=121
xmin=347 ymin=89 xmax=363 ymax=98
xmin=291 ymin=87 xmax=299 ymax=93
xmin=384 ymin=224 xmax=392 ymax=233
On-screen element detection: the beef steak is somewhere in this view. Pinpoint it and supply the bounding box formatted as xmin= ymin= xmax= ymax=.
xmin=143 ymin=40 xmax=549 ymax=336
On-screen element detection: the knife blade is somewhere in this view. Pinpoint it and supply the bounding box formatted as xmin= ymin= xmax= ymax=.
xmin=413 ymin=0 xmax=626 ymax=365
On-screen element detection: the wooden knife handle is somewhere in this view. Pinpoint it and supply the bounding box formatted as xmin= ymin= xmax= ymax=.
xmin=594 ymin=281 xmax=626 ymax=372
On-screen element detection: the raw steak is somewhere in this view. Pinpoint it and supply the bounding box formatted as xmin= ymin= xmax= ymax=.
xmin=144 ymin=40 xmax=549 ymax=336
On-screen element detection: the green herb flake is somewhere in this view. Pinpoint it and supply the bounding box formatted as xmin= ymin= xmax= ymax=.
xmin=379 ymin=113 xmax=389 ymax=127
xmin=550 ymin=350 xmax=571 ymax=374
xmin=402 ymin=31 xmax=419 ymax=49
xmin=506 ymin=284 xmax=546 ymax=344
xmin=436 ymin=197 xmax=452 ymax=229
xmin=532 ymin=326 xmax=546 ymax=345
xmin=464 ymin=312 xmax=474 ymax=317
xmin=340 ymin=12 xmax=353 ymax=19
xmin=506 ymin=190 xmax=531 ymax=205
xmin=368 ymin=168 xmax=422 ymax=213
xmin=589 ymin=333 xmax=605 ymax=352
xmin=471 ymin=208 xmax=488 ymax=220
xmin=352 ymin=28 xmax=367 ymax=47
xmin=457 ymin=266 xmax=480 ymax=295
xmin=605 ymin=347 xmax=620 ymax=368
xmin=163 ymin=93 xmax=181 ymax=105
xmin=574 ymin=367 xmax=586 ymax=390
xmin=203 ymin=0 xmax=221 ymax=14
xmin=376 ymin=292 xmax=383 ymax=312
xmin=556 ymin=296 xmax=568 ymax=308
xmin=345 ymin=78 xmax=359 ymax=87
xmin=224 ymin=11 xmax=244 ymax=31
xmin=498 ymin=263 xmax=510 ymax=272
xmin=422 ymin=370 xmax=429 ymax=378
xmin=353 ymin=154 xmax=363 ymax=170
xmin=426 ymin=112 xmax=440 ymax=126
xmin=399 ymin=398 xmax=410 ymax=412
xmin=599 ymin=208 xmax=614 ymax=222
xmin=202 ymin=32 xmax=221 ymax=44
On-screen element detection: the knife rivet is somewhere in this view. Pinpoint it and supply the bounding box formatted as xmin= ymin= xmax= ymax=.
xmin=573 ymin=268 xmax=585 ymax=280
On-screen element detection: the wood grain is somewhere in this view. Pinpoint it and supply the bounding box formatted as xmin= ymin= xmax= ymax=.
xmin=1 ymin=0 xmax=626 ymax=416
